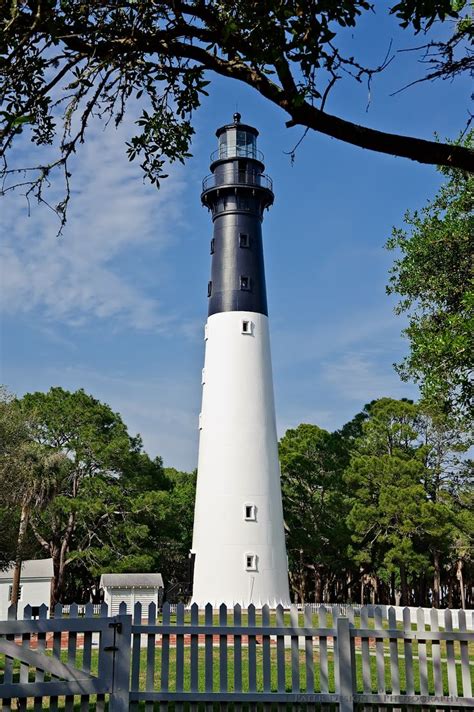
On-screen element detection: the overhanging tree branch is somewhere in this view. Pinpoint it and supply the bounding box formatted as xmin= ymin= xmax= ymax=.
xmin=1 ymin=0 xmax=473 ymax=226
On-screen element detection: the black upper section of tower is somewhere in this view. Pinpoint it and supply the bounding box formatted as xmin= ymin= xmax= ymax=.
xmin=201 ymin=114 xmax=273 ymax=317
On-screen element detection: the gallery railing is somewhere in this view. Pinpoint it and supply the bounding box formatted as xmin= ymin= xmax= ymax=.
xmin=202 ymin=170 xmax=273 ymax=192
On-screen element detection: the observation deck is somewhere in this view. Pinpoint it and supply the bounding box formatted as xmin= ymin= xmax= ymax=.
xmin=210 ymin=145 xmax=265 ymax=164
xmin=202 ymin=169 xmax=273 ymax=193
xmin=201 ymin=112 xmax=274 ymax=214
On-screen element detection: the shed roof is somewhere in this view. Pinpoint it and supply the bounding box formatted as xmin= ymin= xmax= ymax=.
xmin=100 ymin=573 xmax=164 ymax=589
xmin=0 ymin=559 xmax=54 ymax=580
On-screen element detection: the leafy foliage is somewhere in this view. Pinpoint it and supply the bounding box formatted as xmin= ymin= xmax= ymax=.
xmin=13 ymin=387 xmax=168 ymax=603
xmin=1 ymin=383 xmax=471 ymax=606
xmin=0 ymin=387 xmax=67 ymax=573
xmin=280 ymin=398 xmax=472 ymax=607
xmin=386 ymin=138 xmax=474 ymax=418
xmin=0 ymin=386 xmax=199 ymax=604
xmin=279 ymin=423 xmax=353 ymax=602
xmin=1 ymin=1 xmax=473 ymax=228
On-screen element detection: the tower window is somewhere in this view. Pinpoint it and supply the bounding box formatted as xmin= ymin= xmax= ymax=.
xmin=199 ymin=413 xmax=203 ymax=430
xmin=245 ymin=553 xmax=257 ymax=571
xmin=244 ymin=504 xmax=256 ymax=521
xmin=210 ymin=238 xmax=215 ymax=254
xmin=241 ymin=320 xmax=252 ymax=335
xmin=239 ymin=233 xmax=250 ymax=248
xmin=240 ymin=276 xmax=251 ymax=291
xmin=207 ymin=281 xmax=212 ymax=297
xmin=204 ymin=324 xmax=208 ymax=340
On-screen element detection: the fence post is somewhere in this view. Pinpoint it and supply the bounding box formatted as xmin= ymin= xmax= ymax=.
xmin=336 ymin=616 xmax=354 ymax=712
xmin=108 ymin=614 xmax=132 ymax=712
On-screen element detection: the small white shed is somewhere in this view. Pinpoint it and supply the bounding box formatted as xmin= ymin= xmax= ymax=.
xmin=0 ymin=559 xmax=53 ymax=619
xmin=100 ymin=573 xmax=164 ymax=615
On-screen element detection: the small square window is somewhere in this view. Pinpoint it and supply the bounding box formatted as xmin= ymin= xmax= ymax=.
xmin=244 ymin=504 xmax=256 ymax=521
xmin=245 ymin=553 xmax=257 ymax=571
xmin=207 ymin=281 xmax=212 ymax=297
xmin=241 ymin=320 xmax=252 ymax=335
xmin=239 ymin=233 xmax=250 ymax=248
xmin=210 ymin=238 xmax=215 ymax=254
xmin=240 ymin=276 xmax=251 ymax=291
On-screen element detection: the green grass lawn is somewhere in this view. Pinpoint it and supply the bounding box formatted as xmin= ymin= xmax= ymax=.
xmin=1 ymin=639 xmax=472 ymax=703
xmin=131 ymin=643 xmax=473 ymax=695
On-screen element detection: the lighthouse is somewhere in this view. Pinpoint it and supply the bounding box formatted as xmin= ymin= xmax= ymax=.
xmin=191 ymin=114 xmax=290 ymax=608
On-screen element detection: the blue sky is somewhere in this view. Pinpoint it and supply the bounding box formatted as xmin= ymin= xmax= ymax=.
xmin=0 ymin=9 xmax=470 ymax=471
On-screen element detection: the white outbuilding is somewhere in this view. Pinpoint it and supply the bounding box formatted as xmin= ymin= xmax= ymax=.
xmin=0 ymin=559 xmax=53 ymax=619
xmin=100 ymin=573 xmax=164 ymax=615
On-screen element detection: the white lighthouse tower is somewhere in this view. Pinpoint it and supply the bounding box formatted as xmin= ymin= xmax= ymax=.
xmin=191 ymin=114 xmax=290 ymax=608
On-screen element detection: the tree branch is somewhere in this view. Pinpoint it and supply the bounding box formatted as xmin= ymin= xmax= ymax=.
xmin=98 ymin=27 xmax=474 ymax=171
xmin=29 ymin=519 xmax=50 ymax=553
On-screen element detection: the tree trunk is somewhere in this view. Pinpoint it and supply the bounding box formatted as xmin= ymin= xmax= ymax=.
xmin=390 ymin=572 xmax=396 ymax=605
xmin=315 ymin=569 xmax=322 ymax=603
xmin=419 ymin=575 xmax=427 ymax=607
xmin=50 ymin=512 xmax=75 ymax=608
xmin=400 ymin=564 xmax=409 ymax=606
xmin=298 ymin=551 xmax=305 ymax=604
xmin=51 ymin=547 xmax=61 ymax=610
xmin=456 ymin=560 xmax=466 ymax=609
xmin=372 ymin=576 xmax=379 ymax=605
xmin=51 ymin=541 xmax=69 ymax=609
xmin=10 ymin=504 xmax=29 ymax=608
xmin=433 ymin=551 xmax=441 ymax=608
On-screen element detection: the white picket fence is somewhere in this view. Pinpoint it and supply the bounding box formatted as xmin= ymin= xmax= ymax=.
xmin=295 ymin=603 xmax=474 ymax=630
xmin=0 ymin=602 xmax=473 ymax=709
xmin=54 ymin=602 xmax=474 ymax=630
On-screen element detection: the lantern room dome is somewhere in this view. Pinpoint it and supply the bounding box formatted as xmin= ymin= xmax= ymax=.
xmin=214 ymin=114 xmax=262 ymax=163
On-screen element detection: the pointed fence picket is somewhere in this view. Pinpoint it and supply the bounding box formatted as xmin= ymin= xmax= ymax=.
xmin=351 ymin=605 xmax=474 ymax=709
xmin=126 ymin=601 xmax=342 ymax=705
xmin=1 ymin=602 xmax=473 ymax=709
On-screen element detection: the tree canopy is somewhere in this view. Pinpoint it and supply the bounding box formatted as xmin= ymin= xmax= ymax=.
xmin=280 ymin=398 xmax=473 ymax=607
xmin=0 ymin=386 xmax=198 ymax=605
xmin=1 ymin=385 xmax=471 ymax=607
xmin=386 ymin=142 xmax=473 ymax=420
xmin=1 ymin=1 xmax=473 ymax=227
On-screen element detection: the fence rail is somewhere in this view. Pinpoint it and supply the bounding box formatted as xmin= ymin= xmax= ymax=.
xmin=1 ymin=602 xmax=473 ymax=709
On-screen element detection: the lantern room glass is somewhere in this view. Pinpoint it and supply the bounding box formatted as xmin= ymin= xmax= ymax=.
xmin=218 ymin=128 xmax=256 ymax=159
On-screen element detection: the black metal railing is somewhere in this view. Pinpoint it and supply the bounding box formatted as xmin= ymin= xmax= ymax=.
xmin=202 ymin=170 xmax=273 ymax=192
xmin=210 ymin=145 xmax=265 ymax=162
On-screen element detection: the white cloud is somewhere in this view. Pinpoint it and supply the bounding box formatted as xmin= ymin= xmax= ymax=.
xmin=272 ymin=304 xmax=406 ymax=368
xmin=0 ymin=116 xmax=188 ymax=330
xmin=321 ymin=349 xmax=417 ymax=403
xmin=19 ymin=364 xmax=201 ymax=471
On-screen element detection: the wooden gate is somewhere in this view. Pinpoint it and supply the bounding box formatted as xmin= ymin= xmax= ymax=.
xmin=0 ymin=604 xmax=131 ymax=711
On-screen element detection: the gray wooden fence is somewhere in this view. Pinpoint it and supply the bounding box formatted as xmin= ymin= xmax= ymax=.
xmin=0 ymin=602 xmax=130 ymax=711
xmin=0 ymin=602 xmax=473 ymax=710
